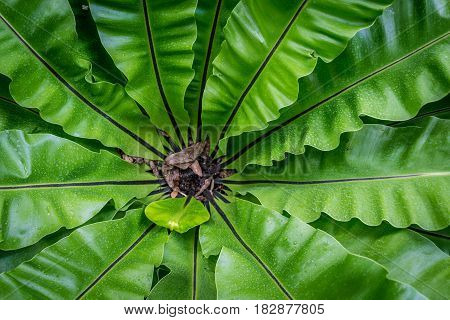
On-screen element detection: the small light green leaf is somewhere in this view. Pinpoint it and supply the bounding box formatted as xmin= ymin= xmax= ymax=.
xmin=145 ymin=198 xmax=210 ymax=233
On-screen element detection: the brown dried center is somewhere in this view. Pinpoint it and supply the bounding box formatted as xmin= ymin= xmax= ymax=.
xmin=161 ymin=141 xmax=233 ymax=201
xmin=120 ymin=141 xmax=234 ymax=201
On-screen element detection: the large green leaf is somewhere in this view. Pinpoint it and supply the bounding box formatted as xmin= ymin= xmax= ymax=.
xmin=227 ymin=119 xmax=450 ymax=230
xmin=222 ymin=0 xmax=450 ymax=169
xmin=0 ymin=209 xmax=168 ymax=299
xmin=0 ymin=130 xmax=159 ymax=250
xmin=312 ymin=216 xmax=450 ymax=299
xmin=145 ymin=198 xmax=210 ymax=233
xmin=185 ymin=0 xmax=239 ymax=139
xmin=0 ymin=0 xmax=164 ymax=159
xmin=202 ymin=0 xmax=394 ymax=151
xmin=0 ymin=202 xmax=118 ymax=274
xmin=89 ymin=0 xmax=196 ymax=146
xmin=148 ymin=228 xmax=216 ymax=299
xmin=200 ymin=198 xmax=423 ymax=299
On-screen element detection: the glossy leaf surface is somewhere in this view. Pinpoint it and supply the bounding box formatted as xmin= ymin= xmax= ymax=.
xmin=0 ymin=95 xmax=108 ymax=152
xmin=0 ymin=130 xmax=158 ymax=249
xmin=202 ymin=0 xmax=394 ymax=147
xmin=145 ymin=198 xmax=210 ymax=233
xmin=68 ymin=0 xmax=126 ymax=84
xmin=185 ymin=0 xmax=239 ymax=137
xmin=200 ymin=198 xmax=423 ymax=299
xmin=223 ymin=0 xmax=450 ymax=169
xmin=148 ymin=228 xmax=216 ymax=299
xmin=419 ymin=228 xmax=450 ymax=255
xmin=89 ymin=0 xmax=196 ymax=145
xmin=312 ymin=216 xmax=450 ymax=299
xmin=227 ymin=119 xmax=450 ymax=230
xmin=0 ymin=0 xmax=164 ymax=159
xmin=0 ymin=202 xmax=118 ymax=274
xmin=0 ymin=209 xmax=167 ymax=299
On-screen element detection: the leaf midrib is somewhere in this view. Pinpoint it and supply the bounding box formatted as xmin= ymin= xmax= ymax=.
xmin=197 ymin=0 xmax=223 ymax=142
xmin=224 ymin=172 xmax=450 ymax=186
xmin=141 ymin=0 xmax=185 ymax=148
xmin=0 ymin=180 xmax=160 ymax=191
xmin=0 ymin=12 xmax=165 ymax=159
xmin=223 ymin=32 xmax=450 ymax=167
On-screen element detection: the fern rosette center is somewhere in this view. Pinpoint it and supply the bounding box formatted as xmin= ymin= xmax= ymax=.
xmin=121 ymin=140 xmax=235 ymax=233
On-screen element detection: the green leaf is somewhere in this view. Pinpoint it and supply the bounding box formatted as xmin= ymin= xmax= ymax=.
xmin=200 ymin=198 xmax=423 ymax=299
xmin=0 ymin=209 xmax=168 ymax=299
xmin=406 ymin=94 xmax=450 ymax=122
xmin=0 ymin=98 xmax=65 ymax=137
xmin=0 ymin=130 xmax=159 ymax=250
xmin=0 ymin=93 xmax=110 ymax=152
xmin=202 ymin=0 xmax=394 ymax=149
xmin=222 ymin=0 xmax=450 ymax=169
xmin=148 ymin=228 xmax=216 ymax=299
xmin=0 ymin=0 xmax=164 ymax=159
xmin=145 ymin=198 xmax=210 ymax=233
xmin=0 ymin=73 xmax=12 ymax=101
xmin=312 ymin=216 xmax=450 ymax=299
xmin=0 ymin=202 xmax=118 ymax=274
xmin=414 ymin=227 xmax=450 ymax=255
xmin=185 ymin=0 xmax=239 ymax=138
xmin=227 ymin=119 xmax=450 ymax=230
xmin=68 ymin=0 xmax=126 ymax=84
xmin=89 ymin=0 xmax=196 ymax=146
xmin=363 ymin=94 xmax=450 ymax=126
